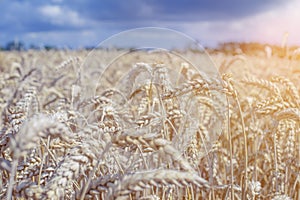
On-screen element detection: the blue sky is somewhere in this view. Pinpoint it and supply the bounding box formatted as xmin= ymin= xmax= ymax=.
xmin=1 ymin=0 xmax=300 ymax=48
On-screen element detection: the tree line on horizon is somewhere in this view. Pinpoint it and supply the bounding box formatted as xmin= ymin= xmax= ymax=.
xmin=1 ymin=40 xmax=299 ymax=59
xmin=0 ymin=41 xmax=61 ymax=51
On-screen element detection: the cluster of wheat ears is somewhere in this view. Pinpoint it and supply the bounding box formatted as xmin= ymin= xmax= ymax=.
xmin=0 ymin=49 xmax=299 ymax=200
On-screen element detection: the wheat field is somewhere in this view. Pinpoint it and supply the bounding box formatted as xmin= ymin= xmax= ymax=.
xmin=0 ymin=47 xmax=299 ymax=199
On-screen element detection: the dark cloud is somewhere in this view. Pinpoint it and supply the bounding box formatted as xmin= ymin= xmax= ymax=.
xmin=0 ymin=0 xmax=289 ymax=32
xmin=149 ymin=0 xmax=285 ymax=20
xmin=64 ymin=0 xmax=286 ymax=21
xmin=0 ymin=0 xmax=295 ymax=48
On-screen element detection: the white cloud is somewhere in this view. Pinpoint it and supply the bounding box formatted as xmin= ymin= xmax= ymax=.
xmin=51 ymin=0 xmax=64 ymax=3
xmin=39 ymin=5 xmax=62 ymax=17
xmin=38 ymin=5 xmax=86 ymax=27
xmin=179 ymin=0 xmax=300 ymax=47
xmin=20 ymin=0 xmax=300 ymax=49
